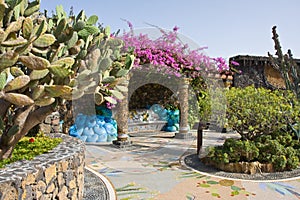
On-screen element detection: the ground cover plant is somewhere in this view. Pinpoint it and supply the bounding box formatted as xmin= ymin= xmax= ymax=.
xmin=0 ymin=132 xmax=62 ymax=168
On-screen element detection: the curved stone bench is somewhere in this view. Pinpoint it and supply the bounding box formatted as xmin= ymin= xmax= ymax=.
xmin=0 ymin=134 xmax=85 ymax=200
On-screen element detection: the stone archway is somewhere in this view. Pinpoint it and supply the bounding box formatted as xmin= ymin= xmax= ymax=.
xmin=129 ymin=83 xmax=174 ymax=110
xmin=113 ymin=68 xmax=192 ymax=144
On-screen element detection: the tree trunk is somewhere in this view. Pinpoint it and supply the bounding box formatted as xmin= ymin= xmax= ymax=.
xmin=0 ymin=99 xmax=11 ymax=118
xmin=0 ymin=104 xmax=55 ymax=160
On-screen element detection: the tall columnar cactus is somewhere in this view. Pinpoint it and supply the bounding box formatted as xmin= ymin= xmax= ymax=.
xmin=0 ymin=0 xmax=134 ymax=160
xmin=268 ymin=26 xmax=300 ymax=99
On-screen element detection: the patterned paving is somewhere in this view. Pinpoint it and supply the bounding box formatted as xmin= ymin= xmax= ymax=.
xmin=85 ymin=130 xmax=300 ymax=200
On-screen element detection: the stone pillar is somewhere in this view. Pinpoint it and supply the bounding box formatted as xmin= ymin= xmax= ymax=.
xmin=113 ymin=75 xmax=132 ymax=148
xmin=175 ymin=78 xmax=193 ymax=139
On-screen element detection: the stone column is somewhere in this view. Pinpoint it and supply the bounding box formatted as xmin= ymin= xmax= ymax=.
xmin=175 ymin=78 xmax=193 ymax=139
xmin=113 ymin=75 xmax=132 ymax=147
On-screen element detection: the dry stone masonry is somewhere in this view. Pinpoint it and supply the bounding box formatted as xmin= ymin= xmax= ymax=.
xmin=0 ymin=134 xmax=85 ymax=200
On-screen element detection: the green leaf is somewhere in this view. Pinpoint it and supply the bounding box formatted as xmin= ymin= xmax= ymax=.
xmin=0 ymin=51 xmax=19 ymax=71
xmin=125 ymin=55 xmax=134 ymax=70
xmin=99 ymin=58 xmax=112 ymax=71
xmin=1 ymin=38 xmax=27 ymax=47
xmin=0 ymin=71 xmax=7 ymax=90
xmin=32 ymin=20 xmax=46 ymax=39
xmin=32 ymin=85 xmax=45 ymax=100
xmin=4 ymin=75 xmax=30 ymax=92
xmin=45 ymin=85 xmax=72 ymax=97
xmin=55 ymin=5 xmax=64 ymax=19
xmin=76 ymin=10 xmax=85 ymax=22
xmin=116 ymin=69 xmax=129 ymax=77
xmin=4 ymin=17 xmax=23 ymax=38
xmin=84 ymin=25 xmax=99 ymax=35
xmin=78 ymin=28 xmax=89 ymax=39
xmin=54 ymin=18 xmax=67 ymax=38
xmin=13 ymin=3 xmax=20 ymax=20
xmin=104 ymin=96 xmax=117 ymax=104
xmin=0 ymin=2 xmax=6 ymax=26
xmin=104 ymin=26 xmax=110 ymax=36
xmin=102 ymin=76 xmax=115 ymax=83
xmin=48 ymin=65 xmax=73 ymax=78
xmin=52 ymin=57 xmax=75 ymax=68
xmin=116 ymin=85 xmax=128 ymax=92
xmin=86 ymin=15 xmax=98 ymax=25
xmin=110 ymin=90 xmax=124 ymax=100
xmin=29 ymin=69 xmax=49 ymax=80
xmin=19 ymin=55 xmax=50 ymax=70
xmin=24 ymin=0 xmax=40 ymax=16
xmin=4 ymin=93 xmax=34 ymax=106
xmin=67 ymin=31 xmax=78 ymax=48
xmin=10 ymin=67 xmax=24 ymax=77
xmin=73 ymin=20 xmax=85 ymax=31
xmin=7 ymin=125 xmax=19 ymax=137
xmin=35 ymin=97 xmax=55 ymax=106
xmin=33 ymin=34 xmax=56 ymax=48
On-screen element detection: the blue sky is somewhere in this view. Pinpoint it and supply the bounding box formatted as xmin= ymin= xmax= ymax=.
xmin=40 ymin=0 xmax=300 ymax=60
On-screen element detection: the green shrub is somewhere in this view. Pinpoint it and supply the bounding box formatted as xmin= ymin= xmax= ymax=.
xmin=206 ymin=134 xmax=300 ymax=171
xmin=257 ymin=139 xmax=285 ymax=163
xmin=285 ymin=147 xmax=299 ymax=170
xmin=206 ymin=146 xmax=229 ymax=164
xmin=207 ymin=138 xmax=259 ymax=163
xmin=272 ymin=155 xmax=287 ymax=171
xmin=223 ymin=138 xmax=259 ymax=162
xmin=226 ymin=86 xmax=300 ymax=140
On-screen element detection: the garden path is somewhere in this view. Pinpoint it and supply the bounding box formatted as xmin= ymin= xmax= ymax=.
xmin=85 ymin=130 xmax=300 ymax=200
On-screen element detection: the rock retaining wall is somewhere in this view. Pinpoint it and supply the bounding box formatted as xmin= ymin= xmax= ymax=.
xmin=39 ymin=111 xmax=61 ymax=134
xmin=0 ymin=134 xmax=85 ymax=200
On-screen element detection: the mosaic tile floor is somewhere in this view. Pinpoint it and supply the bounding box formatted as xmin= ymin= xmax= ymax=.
xmin=85 ymin=130 xmax=300 ymax=200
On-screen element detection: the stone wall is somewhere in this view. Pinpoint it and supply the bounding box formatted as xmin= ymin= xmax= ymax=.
xmin=229 ymin=55 xmax=300 ymax=89
xmin=0 ymin=134 xmax=85 ymax=200
xmin=38 ymin=111 xmax=61 ymax=134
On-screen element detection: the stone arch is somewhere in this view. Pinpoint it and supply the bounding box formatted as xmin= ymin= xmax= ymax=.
xmin=113 ymin=68 xmax=193 ymax=140
xmin=129 ymin=83 xmax=176 ymax=110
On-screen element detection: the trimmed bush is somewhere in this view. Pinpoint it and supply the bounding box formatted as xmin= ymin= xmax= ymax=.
xmin=206 ymin=131 xmax=300 ymax=172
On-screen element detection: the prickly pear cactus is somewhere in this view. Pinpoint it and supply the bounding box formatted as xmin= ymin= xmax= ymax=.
xmin=0 ymin=0 xmax=134 ymax=160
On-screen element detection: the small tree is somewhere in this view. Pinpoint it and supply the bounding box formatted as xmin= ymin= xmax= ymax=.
xmin=226 ymin=86 xmax=299 ymax=140
xmin=0 ymin=0 xmax=134 ymax=160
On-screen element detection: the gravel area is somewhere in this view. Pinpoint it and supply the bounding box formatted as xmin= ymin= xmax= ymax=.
xmin=83 ymin=168 xmax=110 ymax=200
xmin=184 ymin=153 xmax=300 ymax=181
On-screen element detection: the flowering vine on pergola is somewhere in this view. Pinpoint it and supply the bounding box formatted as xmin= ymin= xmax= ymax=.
xmin=119 ymin=22 xmax=230 ymax=79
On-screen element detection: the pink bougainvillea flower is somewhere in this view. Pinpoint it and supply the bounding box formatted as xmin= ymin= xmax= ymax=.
xmin=120 ymin=21 xmax=230 ymax=77
xmin=173 ymin=26 xmax=179 ymax=32
xmin=230 ymin=60 xmax=240 ymax=66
